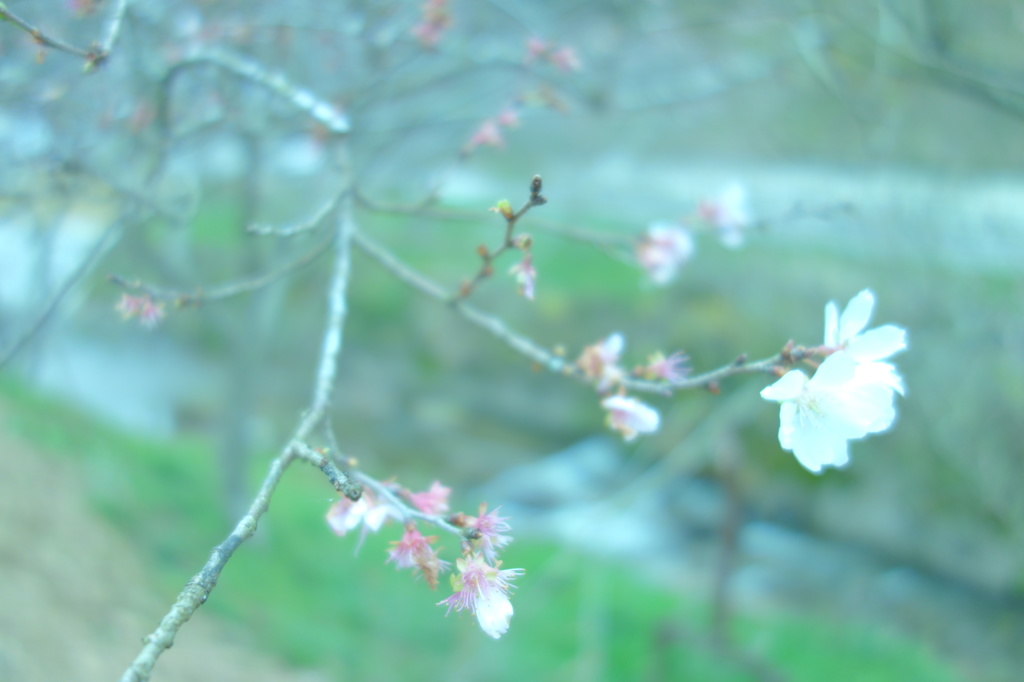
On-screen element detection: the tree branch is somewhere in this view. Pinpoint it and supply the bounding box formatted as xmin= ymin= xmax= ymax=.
xmin=351 ymin=227 xmax=796 ymax=396
xmin=108 ymin=231 xmax=335 ymax=306
xmin=119 ymin=142 xmax=358 ymax=682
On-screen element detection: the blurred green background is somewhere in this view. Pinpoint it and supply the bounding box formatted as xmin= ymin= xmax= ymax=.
xmin=2 ymin=1 xmax=1024 ymax=681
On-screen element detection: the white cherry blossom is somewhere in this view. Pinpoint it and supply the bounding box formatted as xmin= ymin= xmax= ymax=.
xmin=760 ymin=352 xmax=902 ymax=473
xmin=601 ymin=395 xmax=660 ymax=441
xmin=824 ymin=289 xmax=907 ymax=363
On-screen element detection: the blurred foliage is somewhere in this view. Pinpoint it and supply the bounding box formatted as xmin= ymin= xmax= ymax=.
xmin=0 ymin=379 xmax=964 ymax=681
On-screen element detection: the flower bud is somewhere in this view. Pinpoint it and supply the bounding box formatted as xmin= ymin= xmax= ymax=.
xmin=490 ymin=199 xmax=514 ymax=219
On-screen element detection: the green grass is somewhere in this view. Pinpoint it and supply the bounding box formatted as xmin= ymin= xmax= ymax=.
xmin=0 ymin=377 xmax=965 ymax=682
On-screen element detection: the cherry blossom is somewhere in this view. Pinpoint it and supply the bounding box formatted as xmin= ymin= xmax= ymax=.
xmin=636 ymin=222 xmax=695 ymax=285
xmin=406 ymin=480 xmax=451 ymax=515
xmin=760 ymin=351 xmax=903 ymax=473
xmin=697 ymin=181 xmax=751 ymax=248
xmin=326 ymin=491 xmax=401 ymax=544
xmin=466 ymin=120 xmax=504 ymax=151
xmin=508 ymin=253 xmax=537 ymax=300
xmin=438 ymin=553 xmax=524 ymax=639
xmin=823 ymin=289 xmax=907 ymax=363
xmin=388 ymin=524 xmax=449 ymax=589
xmin=466 ymin=503 xmax=512 ymax=563
xmin=115 ymin=293 xmax=166 ymax=329
xmin=601 ymin=395 xmax=660 ymax=441
xmin=578 ymin=333 xmax=626 ymax=391
xmin=640 ymin=350 xmax=690 ymax=383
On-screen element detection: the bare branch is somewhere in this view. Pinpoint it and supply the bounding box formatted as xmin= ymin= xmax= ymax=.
xmin=108 ymin=231 xmax=334 ymax=305
xmin=0 ymin=2 xmax=96 ymax=61
xmin=99 ymin=0 xmax=130 ymax=55
xmin=351 ymin=227 xmax=794 ymax=396
xmin=172 ymin=48 xmax=351 ymax=136
xmin=119 ymin=142 xmax=358 ymax=682
xmin=248 ymin=190 xmax=345 ymax=237
xmin=118 ymin=445 xmax=297 ymax=682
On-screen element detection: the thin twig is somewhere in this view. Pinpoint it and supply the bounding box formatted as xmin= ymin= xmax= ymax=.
xmin=248 ymin=190 xmax=345 ymax=237
xmin=0 ymin=2 xmax=96 ymax=61
xmin=173 ymin=48 xmax=351 ymax=135
xmin=99 ymin=0 xmax=130 ymax=55
xmin=119 ymin=143 xmax=358 ymax=682
xmin=355 ymin=472 xmax=467 ymax=538
xmin=108 ymin=231 xmax=335 ymax=305
xmin=351 ymin=227 xmax=799 ymax=395
xmin=454 ymin=175 xmax=547 ymax=301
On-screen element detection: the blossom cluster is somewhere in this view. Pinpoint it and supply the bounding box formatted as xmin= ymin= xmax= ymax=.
xmin=326 ymin=479 xmax=523 ymax=639
xmin=115 ymin=293 xmax=166 ymax=329
xmin=576 ymin=332 xmax=689 ymax=442
xmin=411 ymin=0 xmax=452 ymax=48
xmin=524 ymin=37 xmax=582 ymax=72
xmin=760 ymin=290 xmax=908 ymax=473
xmin=637 ymin=181 xmax=753 ymax=285
xmin=465 ymin=107 xmax=521 ymax=154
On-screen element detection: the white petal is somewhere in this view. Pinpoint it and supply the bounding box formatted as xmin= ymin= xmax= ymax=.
xmin=760 ymin=370 xmax=808 ymax=402
xmin=826 ymin=382 xmax=896 ymax=436
xmin=777 ymin=401 xmax=797 ymax=449
xmin=602 ymin=333 xmax=625 ymax=359
xmin=854 ymin=361 xmax=906 ymax=396
xmin=475 ymin=589 xmax=513 ymax=639
xmin=824 ymin=301 xmax=839 ymax=347
xmin=788 ymin=425 xmax=843 ymax=473
xmin=808 ymin=352 xmax=857 ymax=389
xmin=845 ymin=325 xmax=907 ymax=362
xmin=838 ymin=289 xmax=875 ymax=343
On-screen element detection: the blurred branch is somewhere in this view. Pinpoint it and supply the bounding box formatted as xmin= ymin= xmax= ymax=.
xmin=352 ymin=226 xmax=805 ymax=396
xmin=872 ymin=0 xmax=1024 ymax=121
xmin=99 ymin=0 xmax=130 ymax=56
xmin=455 ymin=175 xmax=547 ymax=301
xmin=0 ymin=218 xmax=124 ymax=370
xmin=248 ymin=191 xmax=345 ymax=237
xmin=119 ymin=142 xmax=357 ymax=682
xmin=167 ymin=48 xmax=351 ymax=135
xmin=355 ymin=472 xmax=467 ymax=538
xmin=108 ymin=231 xmax=334 ymax=305
xmin=0 ymin=0 xmax=130 ymax=69
xmin=0 ymin=2 xmax=99 ymax=64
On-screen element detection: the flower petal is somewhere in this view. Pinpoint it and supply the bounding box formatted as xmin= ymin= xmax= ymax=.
xmin=838 ymin=289 xmax=875 ymax=343
xmin=855 ymin=361 xmax=906 ymax=396
xmin=789 ymin=424 xmax=849 ymax=474
xmin=475 ymin=588 xmax=514 ymax=639
xmin=760 ymin=369 xmax=808 ymax=402
xmin=845 ymin=325 xmax=907 ymax=363
xmin=808 ymin=352 xmax=857 ymax=389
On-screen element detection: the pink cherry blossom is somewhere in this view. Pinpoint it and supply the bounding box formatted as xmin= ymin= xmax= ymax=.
xmin=697 ymin=182 xmax=751 ymax=248
xmin=406 ymin=480 xmax=451 ymax=515
xmin=641 ymin=350 xmax=690 ymax=383
xmin=438 ymin=553 xmax=524 ymax=639
xmin=326 ymin=491 xmax=401 ymax=546
xmin=508 ymin=253 xmax=537 ymax=300
xmin=496 ymin=108 xmax=520 ymax=128
xmin=549 ymin=46 xmax=582 ymax=72
xmin=466 ymin=120 xmax=505 ymax=151
xmin=578 ymin=333 xmax=626 ymax=391
xmin=466 ymin=503 xmax=512 ymax=563
xmin=388 ymin=524 xmax=449 ymax=589
xmin=115 ymin=294 xmax=166 ymax=329
xmin=601 ymin=395 xmax=660 ymax=441
xmin=636 ymin=222 xmax=695 ymax=285
xmin=525 ymin=37 xmax=549 ymax=62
